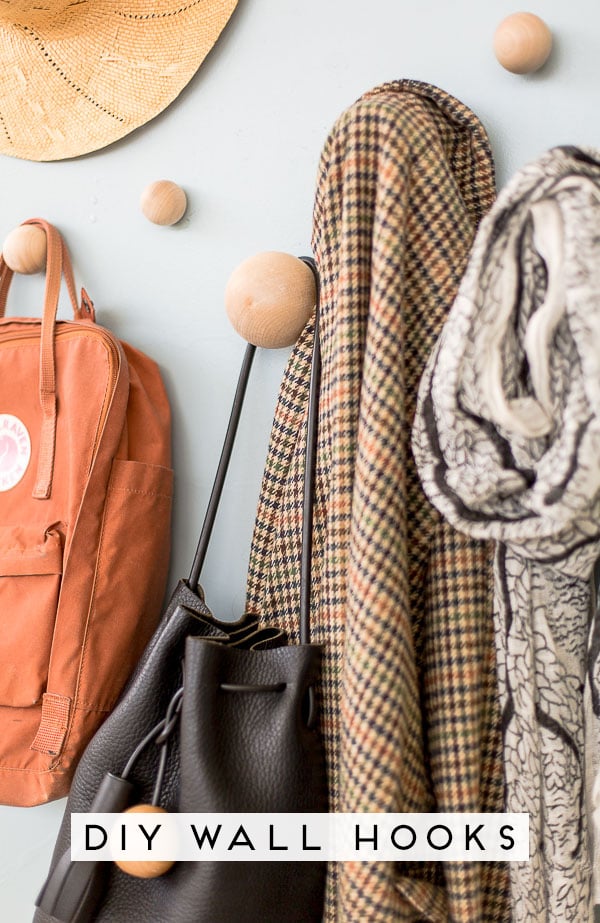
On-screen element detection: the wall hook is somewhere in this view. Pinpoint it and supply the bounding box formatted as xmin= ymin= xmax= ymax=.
xmin=2 ymin=224 xmax=47 ymax=274
xmin=141 ymin=180 xmax=188 ymax=226
xmin=225 ymin=251 xmax=317 ymax=349
xmin=494 ymin=12 xmax=553 ymax=74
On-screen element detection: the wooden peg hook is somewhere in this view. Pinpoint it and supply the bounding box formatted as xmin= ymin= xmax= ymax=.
xmin=141 ymin=180 xmax=187 ymax=226
xmin=225 ymin=252 xmax=317 ymax=349
xmin=494 ymin=12 xmax=553 ymax=74
xmin=2 ymin=225 xmax=47 ymax=274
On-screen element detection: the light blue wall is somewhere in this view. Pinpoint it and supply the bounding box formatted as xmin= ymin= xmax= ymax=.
xmin=0 ymin=0 xmax=595 ymax=918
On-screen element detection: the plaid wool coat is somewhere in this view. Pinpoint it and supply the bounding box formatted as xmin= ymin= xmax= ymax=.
xmin=246 ymin=81 xmax=510 ymax=922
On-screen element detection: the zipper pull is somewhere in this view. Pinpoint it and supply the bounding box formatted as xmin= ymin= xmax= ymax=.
xmin=77 ymin=288 xmax=96 ymax=323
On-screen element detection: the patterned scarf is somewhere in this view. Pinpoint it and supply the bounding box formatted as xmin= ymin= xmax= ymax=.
xmin=412 ymin=145 xmax=600 ymax=921
xmin=247 ymin=80 xmax=510 ymax=921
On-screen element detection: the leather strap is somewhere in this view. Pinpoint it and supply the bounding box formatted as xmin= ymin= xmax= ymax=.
xmin=0 ymin=219 xmax=81 ymax=499
xmin=188 ymin=256 xmax=321 ymax=644
xmin=299 ymin=258 xmax=320 ymax=644
xmin=188 ymin=342 xmax=256 ymax=590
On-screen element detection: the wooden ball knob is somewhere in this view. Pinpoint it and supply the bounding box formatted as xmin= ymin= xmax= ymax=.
xmin=141 ymin=180 xmax=187 ymax=226
xmin=225 ymin=252 xmax=316 ymax=348
xmin=494 ymin=13 xmax=552 ymax=74
xmin=2 ymin=225 xmax=47 ymax=274
xmin=114 ymin=804 xmax=175 ymax=879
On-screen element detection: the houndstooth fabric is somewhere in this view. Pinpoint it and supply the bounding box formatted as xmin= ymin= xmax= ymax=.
xmin=412 ymin=145 xmax=600 ymax=921
xmin=246 ymin=80 xmax=510 ymax=921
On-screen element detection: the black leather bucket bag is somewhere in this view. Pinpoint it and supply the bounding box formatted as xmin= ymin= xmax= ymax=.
xmin=34 ymin=258 xmax=328 ymax=923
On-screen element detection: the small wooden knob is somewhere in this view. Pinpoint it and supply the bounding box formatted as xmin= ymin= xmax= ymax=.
xmin=494 ymin=12 xmax=552 ymax=74
xmin=2 ymin=225 xmax=47 ymax=274
xmin=225 ymin=252 xmax=316 ymax=348
xmin=141 ymin=180 xmax=187 ymax=226
xmin=114 ymin=804 xmax=175 ymax=879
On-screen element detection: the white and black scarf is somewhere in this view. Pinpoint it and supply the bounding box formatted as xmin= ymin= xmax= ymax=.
xmin=412 ymin=145 xmax=600 ymax=922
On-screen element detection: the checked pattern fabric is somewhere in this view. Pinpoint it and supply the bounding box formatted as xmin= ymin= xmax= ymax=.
xmin=246 ymin=80 xmax=510 ymax=922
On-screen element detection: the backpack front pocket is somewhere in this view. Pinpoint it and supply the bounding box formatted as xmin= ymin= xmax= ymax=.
xmin=0 ymin=525 xmax=62 ymax=707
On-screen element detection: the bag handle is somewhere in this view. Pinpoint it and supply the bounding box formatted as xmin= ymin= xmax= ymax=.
xmin=0 ymin=219 xmax=84 ymax=498
xmin=188 ymin=257 xmax=321 ymax=645
xmin=0 ymin=219 xmax=80 ymax=319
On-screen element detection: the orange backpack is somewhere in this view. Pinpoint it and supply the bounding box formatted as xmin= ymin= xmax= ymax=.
xmin=0 ymin=219 xmax=173 ymax=806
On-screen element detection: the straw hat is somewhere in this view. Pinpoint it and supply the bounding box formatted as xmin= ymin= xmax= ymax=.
xmin=0 ymin=0 xmax=238 ymax=161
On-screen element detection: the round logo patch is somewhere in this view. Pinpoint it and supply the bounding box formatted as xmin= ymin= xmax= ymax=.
xmin=0 ymin=414 xmax=31 ymax=492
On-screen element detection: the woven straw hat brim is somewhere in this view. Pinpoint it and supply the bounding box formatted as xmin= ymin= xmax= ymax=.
xmin=0 ymin=0 xmax=238 ymax=161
